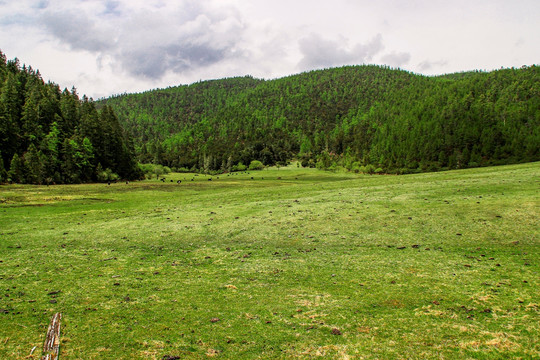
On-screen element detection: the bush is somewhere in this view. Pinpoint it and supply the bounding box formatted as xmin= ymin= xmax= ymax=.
xmin=139 ymin=163 xmax=155 ymax=175
xmin=351 ymin=162 xmax=362 ymax=173
xmin=248 ymin=160 xmax=264 ymax=170
xmin=364 ymin=164 xmax=376 ymax=174
xmin=232 ymin=162 xmax=247 ymax=172
xmin=97 ymin=168 xmax=120 ymax=182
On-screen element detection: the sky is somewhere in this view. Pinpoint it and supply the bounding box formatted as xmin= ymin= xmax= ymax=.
xmin=1 ymin=0 xmax=538 ymax=99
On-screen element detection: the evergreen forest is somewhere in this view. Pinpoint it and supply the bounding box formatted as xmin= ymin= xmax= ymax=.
xmin=101 ymin=65 xmax=539 ymax=174
xmin=1 ymin=49 xmax=538 ymax=184
xmin=0 ymin=51 xmax=142 ymax=184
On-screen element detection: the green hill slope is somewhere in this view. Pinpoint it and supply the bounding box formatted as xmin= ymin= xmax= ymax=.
xmin=101 ymin=65 xmax=539 ymax=173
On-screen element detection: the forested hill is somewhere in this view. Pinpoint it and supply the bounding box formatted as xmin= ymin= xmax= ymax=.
xmin=101 ymin=65 xmax=539 ymax=174
xmin=0 ymin=52 xmax=142 ymax=184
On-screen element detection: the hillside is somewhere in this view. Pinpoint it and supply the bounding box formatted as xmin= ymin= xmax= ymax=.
xmin=101 ymin=65 xmax=539 ymax=173
xmin=0 ymin=51 xmax=142 ymax=184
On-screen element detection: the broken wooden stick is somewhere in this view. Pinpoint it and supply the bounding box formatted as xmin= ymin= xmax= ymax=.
xmin=41 ymin=312 xmax=61 ymax=360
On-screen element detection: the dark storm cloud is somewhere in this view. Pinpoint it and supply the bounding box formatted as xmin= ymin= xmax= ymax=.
xmin=118 ymin=43 xmax=230 ymax=79
xmin=37 ymin=0 xmax=245 ymax=79
xmin=40 ymin=9 xmax=114 ymax=52
xmin=298 ymin=33 xmax=384 ymax=70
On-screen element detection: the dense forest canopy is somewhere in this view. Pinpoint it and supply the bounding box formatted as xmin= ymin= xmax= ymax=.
xmin=0 ymin=51 xmax=142 ymax=184
xmin=101 ymin=64 xmax=539 ymax=174
xmin=1 ymin=49 xmax=538 ymax=184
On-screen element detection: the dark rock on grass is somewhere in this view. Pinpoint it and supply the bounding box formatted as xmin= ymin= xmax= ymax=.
xmin=162 ymin=356 xmax=181 ymax=360
xmin=47 ymin=291 xmax=61 ymax=296
xmin=210 ymin=317 xmax=220 ymax=323
xmin=411 ymin=244 xmax=419 ymax=248
xmin=331 ymin=328 xmax=342 ymax=335
xmin=397 ymin=246 xmax=406 ymax=250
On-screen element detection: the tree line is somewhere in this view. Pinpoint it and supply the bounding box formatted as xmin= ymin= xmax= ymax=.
xmin=101 ymin=65 xmax=539 ymax=174
xmin=0 ymin=51 xmax=142 ymax=184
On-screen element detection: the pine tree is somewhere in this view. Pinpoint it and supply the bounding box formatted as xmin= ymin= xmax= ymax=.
xmin=24 ymin=143 xmax=46 ymax=184
xmin=0 ymin=73 xmax=23 ymax=163
xmin=8 ymin=153 xmax=26 ymax=183
xmin=0 ymin=151 xmax=6 ymax=182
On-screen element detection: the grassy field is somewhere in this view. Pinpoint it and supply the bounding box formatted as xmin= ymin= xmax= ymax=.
xmin=0 ymin=163 xmax=538 ymax=359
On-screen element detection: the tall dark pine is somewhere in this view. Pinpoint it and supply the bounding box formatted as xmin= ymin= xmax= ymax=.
xmin=0 ymin=51 xmax=143 ymax=184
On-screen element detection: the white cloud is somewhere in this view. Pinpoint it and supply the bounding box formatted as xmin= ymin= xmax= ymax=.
xmin=0 ymin=0 xmax=538 ymax=98
xmin=298 ymin=33 xmax=384 ymax=71
xmin=380 ymin=51 xmax=411 ymax=69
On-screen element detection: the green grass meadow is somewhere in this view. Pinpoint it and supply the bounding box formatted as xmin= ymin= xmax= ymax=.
xmin=0 ymin=163 xmax=538 ymax=359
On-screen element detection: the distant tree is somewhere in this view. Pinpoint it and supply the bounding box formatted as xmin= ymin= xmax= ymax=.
xmin=248 ymin=160 xmax=264 ymax=170
xmin=24 ymin=143 xmax=46 ymax=184
xmin=80 ymin=137 xmax=95 ymax=181
xmin=0 ymin=151 xmax=6 ymax=182
xmin=8 ymin=153 xmax=25 ymax=183
xmin=153 ymin=164 xmax=165 ymax=179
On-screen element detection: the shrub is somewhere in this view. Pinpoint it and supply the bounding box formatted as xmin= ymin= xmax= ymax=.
xmin=364 ymin=164 xmax=376 ymax=174
xmin=351 ymin=162 xmax=362 ymax=173
xmin=248 ymin=160 xmax=264 ymax=170
xmin=97 ymin=168 xmax=120 ymax=182
xmin=232 ymin=162 xmax=247 ymax=172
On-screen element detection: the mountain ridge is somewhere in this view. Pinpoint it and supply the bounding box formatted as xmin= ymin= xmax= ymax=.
xmin=100 ymin=64 xmax=539 ymax=173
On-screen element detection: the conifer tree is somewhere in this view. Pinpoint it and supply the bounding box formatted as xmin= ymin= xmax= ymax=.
xmin=7 ymin=153 xmax=25 ymax=183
